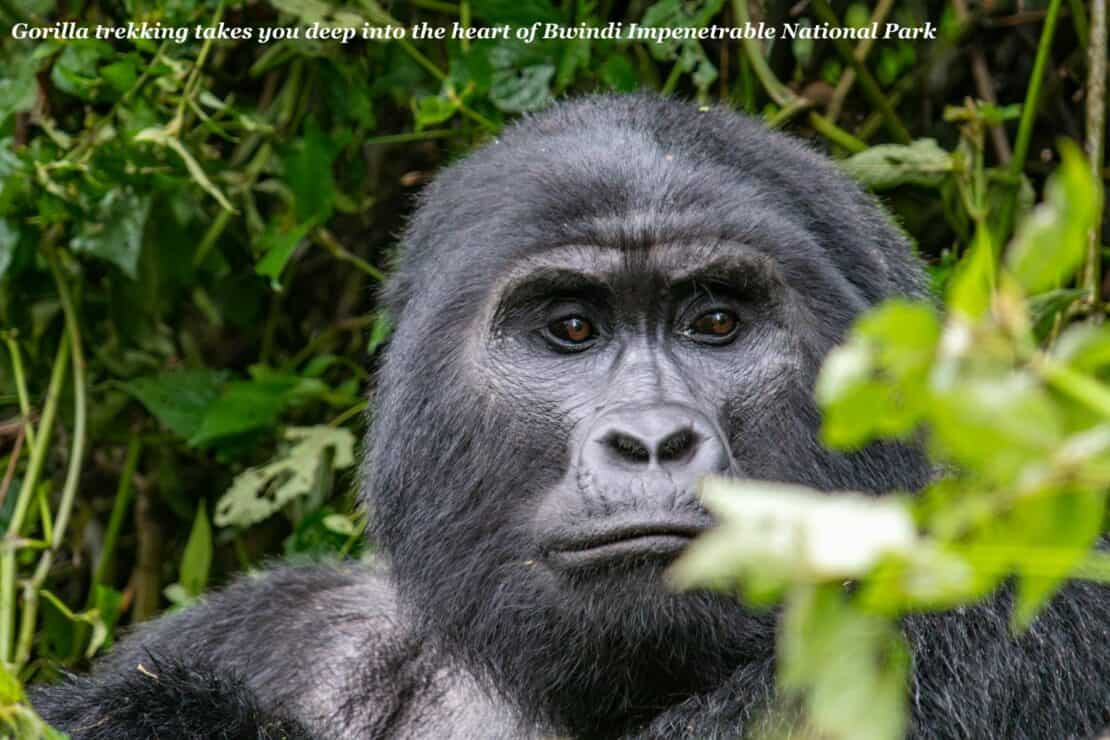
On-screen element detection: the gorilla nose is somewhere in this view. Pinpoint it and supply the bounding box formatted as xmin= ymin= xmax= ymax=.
xmin=581 ymin=405 xmax=730 ymax=485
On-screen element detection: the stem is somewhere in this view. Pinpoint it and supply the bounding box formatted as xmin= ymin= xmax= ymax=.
xmin=0 ymin=429 xmax=23 ymax=510
xmin=1010 ymin=0 xmax=1064 ymax=178
xmin=661 ymin=61 xmax=684 ymax=96
xmin=364 ymin=129 xmax=457 ymax=146
xmin=2 ymin=335 xmax=35 ymax=448
xmin=808 ymin=113 xmax=867 ymax=153
xmin=0 ymin=338 xmax=68 ymax=665
xmin=11 ymin=248 xmax=93 ymax=667
xmin=1037 ymin=355 xmax=1110 ymax=418
xmin=731 ymin=0 xmax=793 ymax=107
xmin=1084 ymin=0 xmax=1106 ymax=311
xmin=90 ymin=436 xmax=142 ymax=599
xmin=45 ymin=247 xmax=88 ymax=555
xmin=826 ymin=0 xmax=894 ymax=123
xmin=811 ymin=0 xmax=911 ymax=144
xmin=312 ymin=228 xmax=386 ymax=281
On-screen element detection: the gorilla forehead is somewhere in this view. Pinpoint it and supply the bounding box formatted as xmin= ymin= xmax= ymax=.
xmin=386 ymin=95 xmax=924 ymax=341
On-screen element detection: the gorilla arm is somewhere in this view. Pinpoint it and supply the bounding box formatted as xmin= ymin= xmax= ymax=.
xmin=627 ymin=581 xmax=1110 ymax=740
xmin=31 ymin=564 xmax=529 ymax=740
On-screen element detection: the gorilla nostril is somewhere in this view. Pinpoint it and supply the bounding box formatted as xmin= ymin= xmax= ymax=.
xmin=605 ymin=432 xmax=651 ymax=465
xmin=657 ymin=428 xmax=698 ymax=464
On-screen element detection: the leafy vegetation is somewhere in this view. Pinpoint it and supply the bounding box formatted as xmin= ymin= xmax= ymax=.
xmin=0 ymin=0 xmax=1105 ymax=737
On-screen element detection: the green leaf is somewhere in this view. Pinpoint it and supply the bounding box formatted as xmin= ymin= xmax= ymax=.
xmin=781 ymin=585 xmax=909 ymax=740
xmin=0 ymin=47 xmax=37 ymax=124
xmin=179 ymin=500 xmax=213 ymax=598
xmin=100 ymin=57 xmax=139 ymax=95
xmin=1009 ymin=488 xmax=1107 ymax=630
xmin=929 ymin=373 xmax=1063 ymax=481
xmin=490 ymin=64 xmax=555 ymax=113
xmin=1007 ymin=141 xmax=1103 ymax=296
xmin=413 ymin=94 xmax=460 ymax=130
xmin=367 ymin=311 xmax=393 ymax=355
xmin=87 ymin=586 xmax=124 ymax=657
xmin=817 ymin=301 xmax=940 ymax=449
xmin=215 ymin=426 xmax=357 ymax=528
xmin=600 ymin=54 xmax=638 ymax=92
xmin=841 ymin=139 xmax=954 ymax=190
xmin=669 ymin=478 xmax=916 ymax=603
xmin=255 ymin=220 xmax=312 ymax=286
xmin=1028 ymin=288 xmax=1086 ymax=341
xmin=0 ymin=218 xmax=17 ymax=281
xmin=188 ymin=375 xmax=300 ymax=447
xmin=51 ymin=41 xmax=115 ymax=102
xmin=1054 ymin=323 xmax=1110 ymax=375
xmin=123 ymin=369 xmax=229 ymax=440
xmin=284 ymin=118 xmax=346 ymax=224
xmin=70 ymin=188 xmax=152 ymax=278
xmin=470 ymin=0 xmax=560 ymax=25
xmin=947 ymin=227 xmax=995 ymax=319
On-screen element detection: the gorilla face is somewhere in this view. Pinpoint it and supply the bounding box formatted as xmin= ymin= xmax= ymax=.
xmin=365 ymin=96 xmax=932 ymax=736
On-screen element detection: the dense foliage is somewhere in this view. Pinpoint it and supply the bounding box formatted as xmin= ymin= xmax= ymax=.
xmin=0 ymin=0 xmax=1105 ymax=736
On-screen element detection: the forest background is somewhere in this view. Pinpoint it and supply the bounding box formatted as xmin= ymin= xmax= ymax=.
xmin=0 ymin=0 xmax=1107 ymax=737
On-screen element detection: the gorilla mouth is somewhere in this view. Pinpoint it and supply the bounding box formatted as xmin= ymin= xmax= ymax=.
xmin=543 ymin=517 xmax=710 ymax=570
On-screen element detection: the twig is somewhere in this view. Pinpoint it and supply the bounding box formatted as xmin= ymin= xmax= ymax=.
xmin=0 ymin=428 xmax=23 ymax=509
xmin=826 ymin=0 xmax=894 ymax=123
xmin=811 ymin=0 xmax=911 ymax=143
xmin=1084 ymin=0 xmax=1106 ymax=313
xmin=2 ymin=335 xmax=36 ymax=448
xmin=89 ymin=436 xmax=142 ymax=600
xmin=952 ymin=0 xmax=1012 ymax=163
xmin=0 ymin=335 xmax=68 ymax=665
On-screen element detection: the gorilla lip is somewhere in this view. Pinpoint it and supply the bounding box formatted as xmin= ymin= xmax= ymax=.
xmin=543 ymin=519 xmax=707 ymax=569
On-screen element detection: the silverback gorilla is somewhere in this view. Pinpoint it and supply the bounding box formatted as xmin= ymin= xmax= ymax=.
xmin=33 ymin=95 xmax=1110 ymax=739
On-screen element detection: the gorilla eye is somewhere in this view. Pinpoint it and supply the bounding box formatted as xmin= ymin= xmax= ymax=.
xmin=546 ymin=315 xmax=596 ymax=348
xmin=689 ymin=310 xmax=738 ymax=342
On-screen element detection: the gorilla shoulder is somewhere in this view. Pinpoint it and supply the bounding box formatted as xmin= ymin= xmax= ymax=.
xmin=33 ymin=565 xmax=530 ymax=739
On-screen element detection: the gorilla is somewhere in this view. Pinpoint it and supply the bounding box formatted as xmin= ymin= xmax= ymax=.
xmin=32 ymin=95 xmax=1110 ymax=739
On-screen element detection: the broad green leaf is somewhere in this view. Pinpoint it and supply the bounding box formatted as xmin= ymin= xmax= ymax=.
xmin=50 ymin=41 xmax=114 ymax=102
xmin=947 ymin=227 xmax=995 ymax=319
xmin=179 ymin=500 xmax=213 ymax=598
xmin=414 ymin=95 xmax=460 ymax=130
xmin=188 ymin=375 xmax=302 ymax=447
xmin=284 ymin=118 xmax=346 ymax=224
xmin=817 ymin=300 xmax=940 ymax=449
xmin=367 ymin=310 xmax=393 ymax=354
xmin=123 ymin=369 xmax=229 ymax=440
xmin=1028 ymin=288 xmax=1086 ymax=341
xmin=100 ymin=57 xmax=139 ymax=94
xmin=255 ymin=220 xmax=312 ymax=286
xmin=600 ymin=54 xmax=638 ymax=92
xmin=1054 ymin=323 xmax=1110 ymax=375
xmin=0 ymin=218 xmax=17 ymax=281
xmin=929 ymin=373 xmax=1062 ymax=480
xmin=470 ymin=0 xmax=560 ymax=25
xmin=640 ymin=0 xmax=723 ymax=91
xmin=1008 ymin=488 xmax=1107 ymax=630
xmin=69 ymin=188 xmax=152 ymax=278
xmin=215 ymin=426 xmax=357 ymax=528
xmin=841 ymin=139 xmax=954 ymax=190
xmin=1007 ymin=141 xmax=1102 ymax=295
xmin=670 ymin=478 xmax=916 ymax=603
xmin=87 ymin=586 xmax=123 ymax=658
xmin=490 ymin=64 xmax=555 ymax=113
xmin=781 ymin=585 xmax=909 ymax=740
xmin=0 ymin=48 xmax=36 ymax=124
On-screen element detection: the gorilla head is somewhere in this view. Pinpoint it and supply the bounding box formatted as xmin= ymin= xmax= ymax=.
xmin=365 ymin=95 xmax=932 ymax=737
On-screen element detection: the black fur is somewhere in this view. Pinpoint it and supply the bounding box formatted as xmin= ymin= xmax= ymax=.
xmin=32 ymin=95 xmax=1110 ymax=739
